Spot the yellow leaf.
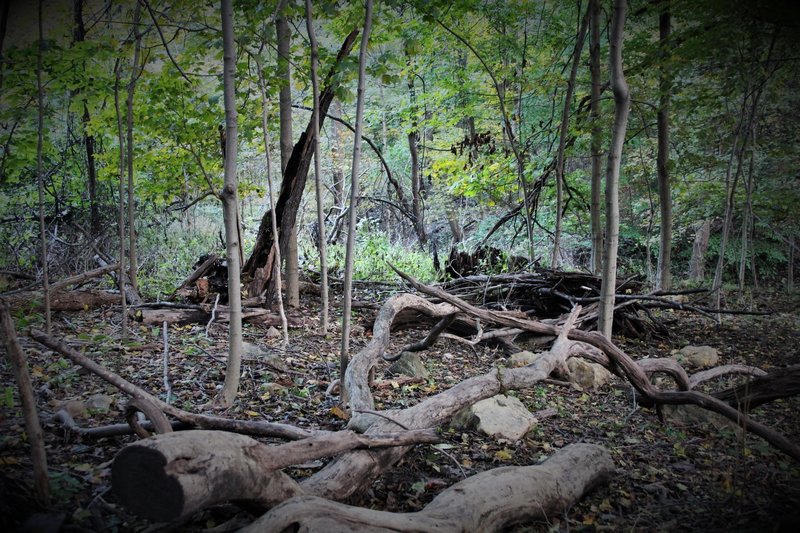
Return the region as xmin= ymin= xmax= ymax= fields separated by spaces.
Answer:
xmin=244 ymin=410 xmax=260 ymax=417
xmin=494 ymin=449 xmax=513 ymax=461
xmin=390 ymin=381 xmax=399 ymax=389
xmin=330 ymin=405 xmax=350 ymax=420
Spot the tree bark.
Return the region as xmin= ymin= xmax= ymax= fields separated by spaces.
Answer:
xmin=126 ymin=2 xmax=142 ymax=291
xmin=72 ymin=0 xmax=101 ymax=235
xmin=276 ymin=7 xmax=300 ymax=309
xmin=689 ymin=219 xmax=711 ymax=281
xmin=656 ymin=1 xmax=672 ymax=291
xmin=243 ymin=444 xmax=613 ymax=533
xmin=1 ymin=302 xmax=50 ymax=505
xmin=258 ymin=76 xmax=289 ymax=347
xmin=552 ymin=6 xmax=589 ymax=269
xmin=589 ymin=0 xmax=603 ymax=276
xmin=598 ymin=0 xmax=630 ymax=338
xmin=114 ymin=61 xmax=127 ymax=339
xmin=341 ymin=2 xmax=373 ymax=399
xmin=306 ymin=0 xmax=329 ymax=333
xmin=36 ymin=0 xmax=51 ymax=334
xmin=217 ymin=0 xmax=243 ymax=408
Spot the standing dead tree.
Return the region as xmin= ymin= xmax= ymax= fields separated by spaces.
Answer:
xmin=243 ymin=30 xmax=358 ymax=298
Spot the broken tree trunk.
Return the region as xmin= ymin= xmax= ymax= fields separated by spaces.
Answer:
xmin=243 ymin=30 xmax=358 ymax=297
xmin=112 ymin=428 xmax=440 ymax=522
xmin=241 ymin=443 xmax=613 ymax=533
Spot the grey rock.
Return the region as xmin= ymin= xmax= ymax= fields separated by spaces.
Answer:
xmin=567 ymin=358 xmax=612 ymax=390
xmin=451 ymin=394 xmax=538 ymax=441
xmin=387 ymin=352 xmax=429 ymax=379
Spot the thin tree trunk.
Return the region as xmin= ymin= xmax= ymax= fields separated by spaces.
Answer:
xmin=36 ymin=0 xmax=51 ymax=334
xmin=789 ymin=235 xmax=795 ymax=292
xmin=406 ymin=57 xmax=427 ymax=247
xmin=341 ymin=0 xmax=373 ymax=402
xmin=0 ymin=303 xmax=50 ymax=504
xmin=598 ymin=0 xmax=630 ymax=338
xmin=589 ymin=0 xmax=603 ymax=276
xmin=739 ymin=116 xmax=757 ymax=290
xmin=276 ymin=9 xmax=299 ymax=309
xmin=0 ymin=0 xmax=9 ymax=91
xmin=306 ymin=0 xmax=329 ymax=333
xmin=114 ymin=62 xmax=127 ymax=340
xmin=217 ymin=0 xmax=243 ymax=408
xmin=552 ymin=6 xmax=589 ymax=269
xmin=259 ymin=80 xmax=289 ymax=348
xmin=656 ymin=1 xmax=672 ymax=290
xmin=689 ymin=219 xmax=711 ymax=282
xmin=73 ymin=0 xmax=101 ymax=235
xmin=126 ymin=2 xmax=142 ymax=291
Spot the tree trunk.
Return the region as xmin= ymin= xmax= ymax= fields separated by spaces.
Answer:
xmin=788 ymin=235 xmax=795 ymax=292
xmin=306 ymin=0 xmax=329 ymax=333
xmin=126 ymin=2 xmax=142 ymax=291
xmin=689 ymin=219 xmax=711 ymax=282
xmin=406 ymin=58 xmax=427 ymax=247
xmin=217 ymin=0 xmax=243 ymax=408
xmin=552 ymin=6 xmax=589 ymax=269
xmin=341 ymin=1 xmax=373 ymax=398
xmin=276 ymin=8 xmax=300 ymax=309
xmin=72 ymin=0 xmax=101 ymax=235
xmin=114 ymin=61 xmax=128 ymax=339
xmin=0 ymin=0 xmax=9 ymax=91
xmin=598 ymin=0 xmax=630 ymax=338
xmin=243 ymin=31 xmax=359 ymax=296
xmin=0 ymin=302 xmax=50 ymax=505
xmin=36 ymin=0 xmax=51 ymax=334
xmin=656 ymin=2 xmax=672 ymax=291
xmin=589 ymin=0 xmax=603 ymax=276
xmin=258 ymin=77 xmax=289 ymax=348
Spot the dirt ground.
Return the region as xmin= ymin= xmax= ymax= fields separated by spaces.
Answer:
xmin=1 ymin=285 xmax=798 ymax=532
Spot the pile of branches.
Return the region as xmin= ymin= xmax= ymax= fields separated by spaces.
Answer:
xmin=438 ymin=268 xmax=718 ymax=338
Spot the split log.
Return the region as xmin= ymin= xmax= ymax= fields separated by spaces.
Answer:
xmin=713 ymin=365 xmax=800 ymax=411
xmin=2 ymin=289 xmax=120 ymax=311
xmin=112 ymin=428 xmax=440 ymax=522
xmin=243 ymin=443 xmax=613 ymax=533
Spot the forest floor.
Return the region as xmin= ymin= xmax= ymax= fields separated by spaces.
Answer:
xmin=1 ymin=282 xmax=799 ymax=532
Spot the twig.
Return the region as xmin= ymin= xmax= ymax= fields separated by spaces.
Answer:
xmin=162 ymin=321 xmax=172 ymax=405
xmin=205 ymin=293 xmax=220 ymax=337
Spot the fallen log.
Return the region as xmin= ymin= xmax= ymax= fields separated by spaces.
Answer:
xmin=3 ymin=289 xmax=120 ymax=311
xmin=132 ymin=304 xmax=305 ymax=326
xmin=713 ymin=365 xmax=800 ymax=411
xmin=242 ymin=443 xmax=613 ymax=533
xmin=112 ymin=428 xmax=441 ymax=522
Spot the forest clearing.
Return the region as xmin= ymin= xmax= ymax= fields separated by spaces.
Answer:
xmin=1 ymin=0 xmax=799 ymax=531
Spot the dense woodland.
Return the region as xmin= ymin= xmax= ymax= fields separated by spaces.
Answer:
xmin=1 ymin=0 xmax=799 ymax=531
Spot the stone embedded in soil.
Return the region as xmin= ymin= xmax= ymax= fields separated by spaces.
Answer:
xmin=387 ymin=352 xmax=429 ymax=379
xmin=451 ymin=394 xmax=538 ymax=441
xmin=671 ymin=345 xmax=719 ymax=369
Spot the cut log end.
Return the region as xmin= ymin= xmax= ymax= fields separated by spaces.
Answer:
xmin=112 ymin=447 xmax=185 ymax=522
